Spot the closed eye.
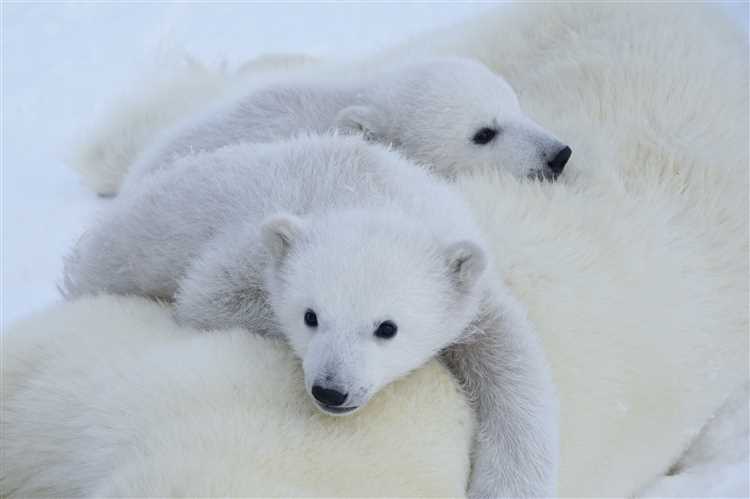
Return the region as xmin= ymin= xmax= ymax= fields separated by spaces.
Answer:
xmin=472 ymin=127 xmax=498 ymax=145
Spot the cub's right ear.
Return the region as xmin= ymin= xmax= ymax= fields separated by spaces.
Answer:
xmin=444 ymin=240 xmax=487 ymax=293
xmin=335 ymin=105 xmax=385 ymax=141
xmin=261 ymin=213 xmax=306 ymax=264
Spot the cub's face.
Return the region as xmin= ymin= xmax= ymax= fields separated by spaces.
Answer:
xmin=337 ymin=58 xmax=571 ymax=180
xmin=261 ymin=212 xmax=486 ymax=416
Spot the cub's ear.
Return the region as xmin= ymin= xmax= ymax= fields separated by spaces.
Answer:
xmin=335 ymin=105 xmax=385 ymax=142
xmin=261 ymin=213 xmax=306 ymax=264
xmin=444 ymin=240 xmax=487 ymax=292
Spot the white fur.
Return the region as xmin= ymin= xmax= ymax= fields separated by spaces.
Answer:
xmin=1 ymin=295 xmax=474 ymax=497
xmin=637 ymin=382 xmax=749 ymax=497
xmin=40 ymin=1 xmax=750 ymax=496
xmin=63 ymin=135 xmax=559 ymax=498
xmin=71 ymin=57 xmax=569 ymax=196
xmin=432 ymin=3 xmax=748 ymax=496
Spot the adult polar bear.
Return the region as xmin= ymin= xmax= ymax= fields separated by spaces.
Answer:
xmin=65 ymin=1 xmax=748 ymax=496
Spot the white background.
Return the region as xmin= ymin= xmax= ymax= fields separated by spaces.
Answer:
xmin=2 ymin=2 xmax=748 ymax=328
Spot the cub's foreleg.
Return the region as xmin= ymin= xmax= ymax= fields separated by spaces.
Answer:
xmin=442 ymin=285 xmax=559 ymax=498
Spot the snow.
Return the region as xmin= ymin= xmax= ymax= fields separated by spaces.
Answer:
xmin=1 ymin=2 xmax=747 ymax=329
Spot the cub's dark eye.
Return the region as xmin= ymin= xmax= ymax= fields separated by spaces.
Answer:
xmin=374 ymin=320 xmax=398 ymax=340
xmin=304 ymin=309 xmax=318 ymax=328
xmin=472 ymin=127 xmax=498 ymax=145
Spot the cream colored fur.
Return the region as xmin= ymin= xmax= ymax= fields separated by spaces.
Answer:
xmin=45 ymin=2 xmax=750 ymax=496
xmin=436 ymin=4 xmax=748 ymax=495
xmin=1 ymin=296 xmax=473 ymax=497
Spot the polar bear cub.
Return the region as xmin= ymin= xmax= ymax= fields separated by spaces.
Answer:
xmin=121 ymin=57 xmax=571 ymax=192
xmin=64 ymin=135 xmax=558 ymax=498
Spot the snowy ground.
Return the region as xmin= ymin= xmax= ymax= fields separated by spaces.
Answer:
xmin=1 ymin=2 xmax=748 ymax=328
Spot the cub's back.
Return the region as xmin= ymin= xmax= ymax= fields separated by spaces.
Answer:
xmin=64 ymin=135 xmax=484 ymax=299
xmin=127 ymin=134 xmax=484 ymax=248
xmin=126 ymin=83 xmax=352 ymax=186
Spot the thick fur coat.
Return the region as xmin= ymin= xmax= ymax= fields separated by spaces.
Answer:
xmin=1 ymin=296 xmax=474 ymax=497
xmin=9 ymin=2 xmax=749 ymax=497
xmin=62 ymin=135 xmax=559 ymax=498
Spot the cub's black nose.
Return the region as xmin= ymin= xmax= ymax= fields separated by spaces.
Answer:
xmin=312 ymin=385 xmax=348 ymax=407
xmin=547 ymin=146 xmax=572 ymax=175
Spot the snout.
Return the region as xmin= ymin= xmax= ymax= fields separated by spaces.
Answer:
xmin=311 ymin=384 xmax=358 ymax=415
xmin=547 ymin=146 xmax=572 ymax=178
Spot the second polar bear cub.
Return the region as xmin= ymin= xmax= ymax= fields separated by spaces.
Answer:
xmin=123 ymin=57 xmax=571 ymax=190
xmin=64 ymin=135 xmax=558 ymax=498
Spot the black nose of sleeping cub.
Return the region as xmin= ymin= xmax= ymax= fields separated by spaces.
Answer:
xmin=547 ymin=146 xmax=572 ymax=177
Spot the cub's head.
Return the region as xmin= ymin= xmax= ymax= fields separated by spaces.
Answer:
xmin=336 ymin=58 xmax=571 ymax=181
xmin=261 ymin=210 xmax=486 ymax=416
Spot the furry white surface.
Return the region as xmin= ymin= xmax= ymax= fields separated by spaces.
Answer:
xmin=1 ymin=295 xmax=474 ymax=497
xmin=51 ymin=2 xmax=750 ymax=497
xmin=438 ymin=5 xmax=748 ymax=496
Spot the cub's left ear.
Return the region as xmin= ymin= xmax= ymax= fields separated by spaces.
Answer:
xmin=335 ymin=105 xmax=385 ymax=142
xmin=261 ymin=213 xmax=306 ymax=265
xmin=444 ymin=240 xmax=487 ymax=292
